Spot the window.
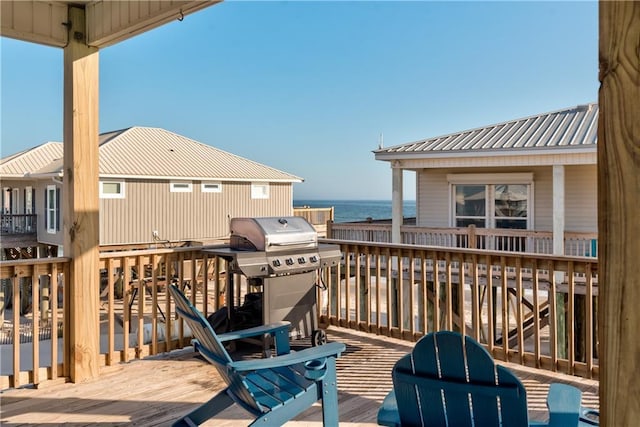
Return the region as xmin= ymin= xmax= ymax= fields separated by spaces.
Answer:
xmin=170 ymin=181 xmax=193 ymax=193
xmin=100 ymin=181 xmax=125 ymax=199
xmin=45 ymin=185 xmax=60 ymax=233
xmin=494 ymin=184 xmax=528 ymax=229
xmin=251 ymin=183 xmax=269 ymax=199
xmin=201 ymin=182 xmax=222 ymax=193
xmin=449 ymin=173 xmax=532 ymax=230
xmin=455 ymin=185 xmax=486 ymax=227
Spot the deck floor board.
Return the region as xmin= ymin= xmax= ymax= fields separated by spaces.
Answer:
xmin=1 ymin=327 xmax=599 ymax=426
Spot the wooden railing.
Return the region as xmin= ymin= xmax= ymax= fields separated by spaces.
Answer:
xmin=0 ymin=257 xmax=70 ymax=388
xmin=0 ymin=214 xmax=37 ymax=235
xmin=317 ymin=239 xmax=599 ymax=379
xmin=0 ymin=240 xmax=599 ymax=389
xmin=328 ymin=223 xmax=598 ymax=257
xmin=0 ymin=247 xmax=230 ymax=389
xmin=293 ymin=206 xmax=334 ymax=237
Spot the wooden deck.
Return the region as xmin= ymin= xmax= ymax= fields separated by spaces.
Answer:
xmin=1 ymin=326 xmax=599 ymax=426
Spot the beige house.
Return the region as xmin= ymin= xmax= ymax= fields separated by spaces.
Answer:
xmin=0 ymin=126 xmax=302 ymax=257
xmin=374 ymin=103 xmax=598 ymax=255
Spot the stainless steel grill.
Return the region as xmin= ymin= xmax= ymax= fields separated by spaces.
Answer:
xmin=205 ymin=216 xmax=341 ymax=344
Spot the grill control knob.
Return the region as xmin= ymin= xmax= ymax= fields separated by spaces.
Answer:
xmin=298 ymin=257 xmax=306 ymax=264
xmin=272 ymin=259 xmax=281 ymax=267
xmin=310 ymin=255 xmax=318 ymax=263
xmin=285 ymin=258 xmax=294 ymax=266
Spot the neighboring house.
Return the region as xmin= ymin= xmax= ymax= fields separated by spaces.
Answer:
xmin=374 ymin=103 xmax=598 ymax=254
xmin=0 ymin=126 xmax=302 ymax=258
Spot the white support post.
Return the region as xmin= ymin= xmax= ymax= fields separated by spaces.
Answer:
xmin=391 ymin=165 xmax=403 ymax=244
xmin=552 ymin=164 xmax=565 ymax=256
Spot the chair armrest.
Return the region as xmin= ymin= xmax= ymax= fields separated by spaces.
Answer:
xmin=579 ymin=407 xmax=599 ymax=426
xmin=228 ymin=342 xmax=346 ymax=372
xmin=377 ymin=390 xmax=401 ymax=427
xmin=218 ymin=321 xmax=291 ymax=355
xmin=546 ymin=383 xmax=582 ymax=427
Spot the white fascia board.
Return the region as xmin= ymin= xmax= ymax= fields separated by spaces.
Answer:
xmin=99 ymin=174 xmax=303 ymax=183
xmin=21 ymin=172 xmax=64 ymax=179
xmin=374 ymin=146 xmax=597 ymax=162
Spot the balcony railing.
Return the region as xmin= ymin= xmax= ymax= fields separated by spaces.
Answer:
xmin=0 ymin=214 xmax=37 ymax=235
xmin=0 ymin=240 xmax=599 ymax=390
xmin=293 ymin=206 xmax=334 ymax=237
xmin=328 ymin=222 xmax=598 ymax=257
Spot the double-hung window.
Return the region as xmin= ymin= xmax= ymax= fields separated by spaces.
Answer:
xmin=450 ymin=173 xmax=532 ymax=230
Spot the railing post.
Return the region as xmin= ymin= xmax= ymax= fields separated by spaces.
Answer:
xmin=468 ymin=224 xmax=477 ymax=249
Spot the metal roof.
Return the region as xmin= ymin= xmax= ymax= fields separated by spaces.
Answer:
xmin=0 ymin=141 xmax=63 ymax=178
xmin=374 ymin=103 xmax=598 ymax=160
xmin=1 ymin=127 xmax=303 ymax=183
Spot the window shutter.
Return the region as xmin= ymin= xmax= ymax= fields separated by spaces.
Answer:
xmin=44 ymin=189 xmax=48 ymax=229
xmin=55 ymin=188 xmax=60 ymax=231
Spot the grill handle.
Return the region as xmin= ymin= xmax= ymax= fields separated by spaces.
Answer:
xmin=270 ymin=240 xmax=316 ymax=247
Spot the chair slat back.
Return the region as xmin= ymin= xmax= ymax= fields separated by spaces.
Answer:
xmin=168 ymin=284 xmax=263 ymax=414
xmin=392 ymin=331 xmax=529 ymax=427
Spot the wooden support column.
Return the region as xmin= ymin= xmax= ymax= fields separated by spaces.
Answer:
xmin=63 ymin=6 xmax=100 ymax=382
xmin=391 ymin=164 xmax=403 ymax=244
xmin=598 ymin=2 xmax=640 ymax=425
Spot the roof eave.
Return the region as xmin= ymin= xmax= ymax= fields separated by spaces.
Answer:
xmin=375 ymin=146 xmax=597 ymax=162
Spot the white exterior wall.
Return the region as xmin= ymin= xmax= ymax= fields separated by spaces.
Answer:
xmin=416 ymin=165 xmax=597 ymax=233
xmin=416 ymin=171 xmax=451 ymax=227
xmin=565 ymin=164 xmax=598 ymax=232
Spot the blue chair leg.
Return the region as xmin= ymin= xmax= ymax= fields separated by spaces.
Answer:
xmin=173 ymin=389 xmax=235 ymax=426
xmin=320 ymin=357 xmax=340 ymax=426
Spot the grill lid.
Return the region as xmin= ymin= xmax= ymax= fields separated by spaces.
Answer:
xmin=230 ymin=216 xmax=318 ymax=252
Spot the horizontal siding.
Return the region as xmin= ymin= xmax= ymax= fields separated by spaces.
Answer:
xmin=417 ymin=171 xmax=450 ymax=227
xmin=565 ymin=165 xmax=597 ymax=232
xmin=533 ymin=168 xmax=553 ymax=231
xmin=416 ymin=166 xmax=597 ymax=234
xmin=100 ymin=180 xmax=292 ymax=245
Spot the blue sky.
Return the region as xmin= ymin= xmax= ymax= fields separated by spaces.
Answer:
xmin=1 ymin=1 xmax=598 ymax=200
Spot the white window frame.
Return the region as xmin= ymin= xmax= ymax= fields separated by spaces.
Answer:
xmin=25 ymin=186 xmax=33 ymax=214
xmin=46 ymin=185 xmax=57 ymax=234
xmin=201 ymin=181 xmax=222 ymax=193
xmin=251 ymin=183 xmax=269 ymax=199
xmin=170 ymin=181 xmax=193 ymax=193
xmin=447 ymin=173 xmax=534 ymax=229
xmin=99 ymin=181 xmax=126 ymax=199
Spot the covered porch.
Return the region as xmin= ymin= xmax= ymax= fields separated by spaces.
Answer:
xmin=0 ymin=1 xmax=638 ymax=425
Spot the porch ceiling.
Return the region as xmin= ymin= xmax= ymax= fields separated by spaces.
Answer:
xmin=0 ymin=0 xmax=220 ymax=49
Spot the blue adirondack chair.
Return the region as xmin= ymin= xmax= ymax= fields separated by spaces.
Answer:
xmin=377 ymin=331 xmax=599 ymax=427
xmin=168 ymin=284 xmax=346 ymax=426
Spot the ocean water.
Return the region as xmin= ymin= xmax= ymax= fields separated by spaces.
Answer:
xmin=294 ymin=199 xmax=416 ymax=223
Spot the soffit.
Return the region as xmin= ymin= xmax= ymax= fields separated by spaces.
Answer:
xmin=1 ymin=0 xmax=220 ymax=48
